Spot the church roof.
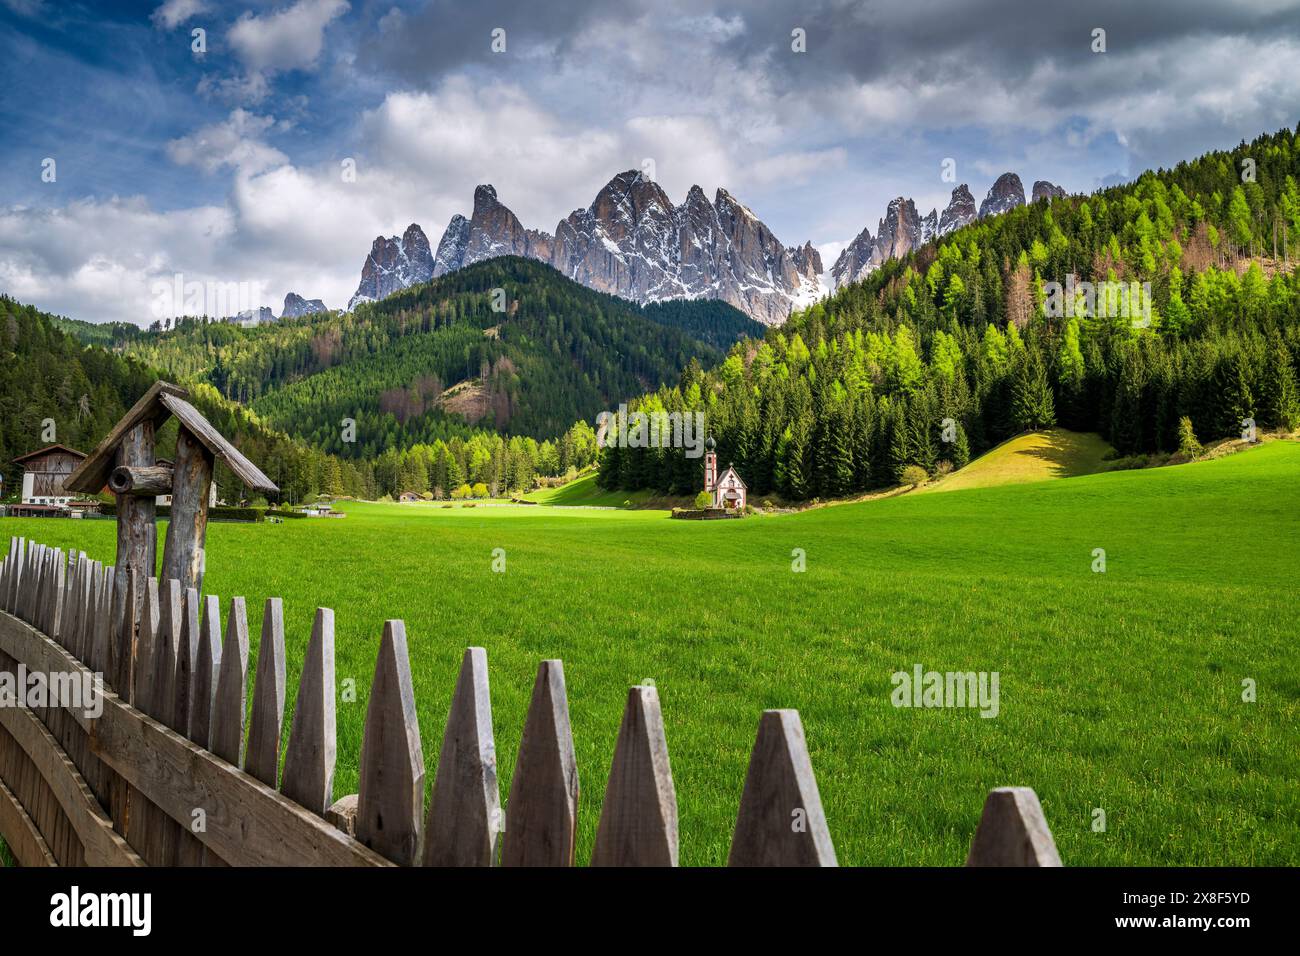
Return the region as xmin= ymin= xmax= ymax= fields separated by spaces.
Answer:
xmin=717 ymin=463 xmax=747 ymax=490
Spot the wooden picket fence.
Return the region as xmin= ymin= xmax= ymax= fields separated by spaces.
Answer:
xmin=0 ymin=535 xmax=1063 ymax=867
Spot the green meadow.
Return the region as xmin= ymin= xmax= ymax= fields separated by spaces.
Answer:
xmin=3 ymin=441 xmax=1298 ymax=866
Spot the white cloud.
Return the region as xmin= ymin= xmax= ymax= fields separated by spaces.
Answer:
xmin=150 ymin=0 xmax=209 ymax=30
xmin=227 ymin=0 xmax=350 ymax=73
xmin=166 ymin=109 xmax=289 ymax=175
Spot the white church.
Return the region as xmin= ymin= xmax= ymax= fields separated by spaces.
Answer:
xmin=703 ymin=437 xmax=747 ymax=510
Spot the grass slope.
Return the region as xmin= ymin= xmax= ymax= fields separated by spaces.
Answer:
xmin=923 ymin=428 xmax=1114 ymax=494
xmin=4 ymin=442 xmax=1297 ymax=865
xmin=521 ymin=473 xmax=655 ymax=507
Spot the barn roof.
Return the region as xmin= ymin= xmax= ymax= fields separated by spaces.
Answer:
xmin=64 ymin=380 xmax=278 ymax=495
xmin=12 ymin=443 xmax=88 ymax=466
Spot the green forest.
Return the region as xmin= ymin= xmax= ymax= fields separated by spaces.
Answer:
xmin=103 ymin=258 xmax=740 ymax=450
xmin=598 ymin=126 xmax=1300 ymax=499
xmin=13 ymin=126 xmax=1300 ymax=508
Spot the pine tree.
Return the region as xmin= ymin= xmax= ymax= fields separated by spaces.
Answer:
xmin=1010 ymin=349 xmax=1057 ymax=432
xmin=1259 ymin=333 xmax=1300 ymax=431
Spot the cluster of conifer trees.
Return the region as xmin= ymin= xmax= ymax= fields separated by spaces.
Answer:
xmin=598 ymin=127 xmax=1300 ymax=501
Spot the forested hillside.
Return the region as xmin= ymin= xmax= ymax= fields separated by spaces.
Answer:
xmin=1 ymin=296 xmax=604 ymax=504
xmin=102 ymin=258 xmax=735 ymax=451
xmin=599 ymin=126 xmax=1300 ymax=499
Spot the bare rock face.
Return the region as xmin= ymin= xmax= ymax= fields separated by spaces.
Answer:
xmin=1031 ymin=180 xmax=1067 ymax=203
xmin=979 ymin=173 xmax=1026 ymax=218
xmin=417 ymin=170 xmax=825 ymax=325
xmin=830 ymin=225 xmax=876 ymax=290
xmin=790 ymin=241 xmax=823 ymax=282
xmin=869 ymin=197 xmax=924 ymax=270
xmin=347 ymin=223 xmax=434 ymax=310
xmin=280 ymin=292 xmax=327 ymax=319
xmin=938 ymin=184 xmax=977 ymax=236
xmin=232 ymin=306 xmax=275 ymax=326
xmin=432 ymin=214 xmax=470 ymax=278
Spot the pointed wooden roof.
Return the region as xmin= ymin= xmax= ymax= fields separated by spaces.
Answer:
xmin=717 ymin=463 xmax=747 ymax=490
xmin=12 ymin=443 xmax=87 ymax=465
xmin=64 ymin=380 xmax=278 ymax=495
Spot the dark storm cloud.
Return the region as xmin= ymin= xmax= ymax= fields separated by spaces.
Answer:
xmin=717 ymin=0 xmax=1300 ymax=85
xmin=354 ymin=0 xmax=645 ymax=83
xmin=359 ymin=0 xmax=1300 ymax=91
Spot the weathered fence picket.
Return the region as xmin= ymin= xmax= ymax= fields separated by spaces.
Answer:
xmin=209 ymin=597 xmax=249 ymax=768
xmin=245 ymin=598 xmax=286 ymax=789
xmin=0 ymin=534 xmax=1065 ymax=869
xmin=591 ymin=684 xmax=678 ymax=866
xmin=423 ymin=646 xmax=500 ymax=866
xmin=356 ymin=620 xmax=425 ymax=866
xmin=500 ymin=659 xmax=578 ymax=867
xmin=280 ymin=608 xmax=335 ymax=815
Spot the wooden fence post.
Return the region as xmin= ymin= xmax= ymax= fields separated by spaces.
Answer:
xmin=500 ymin=659 xmax=578 ymax=867
xmin=591 ymin=684 xmax=677 ymax=867
xmin=210 ymin=597 xmax=250 ymax=768
xmin=727 ymin=709 xmax=837 ymax=866
xmin=190 ymin=595 xmax=223 ymax=750
xmin=281 ymin=608 xmax=336 ymax=815
xmin=245 ymin=598 xmax=286 ymax=788
xmin=113 ymin=423 xmax=157 ymax=630
xmin=966 ymin=787 xmax=1062 ymax=867
xmin=423 ymin=646 xmax=500 ymax=866
xmin=160 ymin=425 xmax=214 ymax=594
xmin=356 ymin=620 xmax=425 ymax=866
xmin=133 ymin=578 xmax=161 ymax=716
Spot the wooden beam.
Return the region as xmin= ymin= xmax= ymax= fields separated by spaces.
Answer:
xmin=0 ymin=606 xmax=391 ymax=867
xmin=111 ymin=424 xmax=157 ymax=656
xmin=108 ymin=464 xmax=174 ymax=496
xmin=0 ymin=700 xmax=144 ymax=866
xmin=0 ymin=776 xmax=55 ymax=867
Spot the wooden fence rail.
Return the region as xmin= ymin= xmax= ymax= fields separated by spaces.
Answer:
xmin=0 ymin=535 xmax=1063 ymax=868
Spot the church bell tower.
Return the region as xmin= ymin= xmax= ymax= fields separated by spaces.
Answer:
xmin=704 ymin=435 xmax=717 ymax=493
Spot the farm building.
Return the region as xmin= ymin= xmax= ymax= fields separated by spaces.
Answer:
xmin=13 ymin=444 xmax=86 ymax=506
xmin=398 ymin=491 xmax=422 ymax=503
xmin=703 ymin=437 xmax=747 ymax=510
xmin=9 ymin=444 xmax=104 ymax=516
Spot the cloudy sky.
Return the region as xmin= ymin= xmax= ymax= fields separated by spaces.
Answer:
xmin=2 ymin=0 xmax=1298 ymax=324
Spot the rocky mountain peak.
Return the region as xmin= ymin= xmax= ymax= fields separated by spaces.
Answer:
xmin=346 ymin=223 xmax=434 ymax=311
xmin=978 ymin=173 xmax=1026 ymax=218
xmin=348 ymin=173 xmax=827 ymax=324
xmin=1031 ymin=180 xmax=1067 ymax=203
xmin=281 ymin=292 xmax=327 ymax=319
xmin=938 ymin=184 xmax=977 ymax=236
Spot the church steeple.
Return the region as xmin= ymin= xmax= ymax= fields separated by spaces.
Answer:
xmin=704 ymin=435 xmax=717 ymax=493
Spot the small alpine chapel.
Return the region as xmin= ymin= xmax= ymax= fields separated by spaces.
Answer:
xmin=703 ymin=436 xmax=747 ymax=510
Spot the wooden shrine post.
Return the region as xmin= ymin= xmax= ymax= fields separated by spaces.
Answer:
xmin=64 ymin=381 xmax=278 ymax=603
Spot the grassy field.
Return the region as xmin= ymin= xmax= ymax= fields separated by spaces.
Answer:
xmin=3 ymin=442 xmax=1297 ymax=865
xmin=921 ymin=428 xmax=1114 ymax=494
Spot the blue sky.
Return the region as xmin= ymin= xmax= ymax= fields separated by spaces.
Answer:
xmin=2 ymin=0 xmax=1297 ymax=324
